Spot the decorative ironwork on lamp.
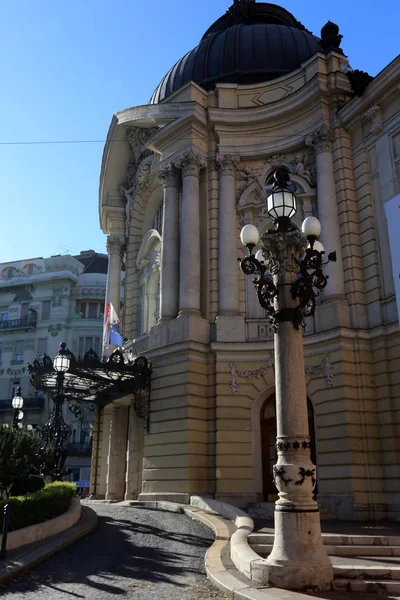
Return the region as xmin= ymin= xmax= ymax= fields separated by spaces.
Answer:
xmin=11 ymin=386 xmax=24 ymax=429
xmin=240 ymin=169 xmax=337 ymax=329
xmin=28 ymin=342 xmax=152 ymax=479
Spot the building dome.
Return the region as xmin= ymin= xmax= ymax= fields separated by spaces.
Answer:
xmin=150 ymin=1 xmax=322 ymax=104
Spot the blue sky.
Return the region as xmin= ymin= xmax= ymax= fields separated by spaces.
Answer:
xmin=0 ymin=0 xmax=399 ymax=263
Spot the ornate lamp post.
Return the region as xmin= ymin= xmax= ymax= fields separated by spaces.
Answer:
xmin=240 ymin=170 xmax=335 ymax=591
xmin=11 ymin=387 xmax=24 ymax=430
xmin=40 ymin=343 xmax=72 ymax=480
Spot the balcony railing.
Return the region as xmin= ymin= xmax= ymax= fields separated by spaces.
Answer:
xmin=0 ymin=316 xmax=37 ymax=331
xmin=0 ymin=397 xmax=44 ymax=411
xmin=67 ymin=442 xmax=92 ymax=456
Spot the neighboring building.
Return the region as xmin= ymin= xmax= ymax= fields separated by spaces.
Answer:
xmin=0 ymin=250 xmax=113 ymax=486
xmin=94 ymin=0 xmax=400 ymax=520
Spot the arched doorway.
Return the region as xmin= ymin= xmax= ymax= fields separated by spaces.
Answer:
xmin=260 ymin=394 xmax=317 ymax=500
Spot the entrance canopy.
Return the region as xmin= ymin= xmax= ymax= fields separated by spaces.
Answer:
xmin=28 ymin=348 xmax=152 ymax=408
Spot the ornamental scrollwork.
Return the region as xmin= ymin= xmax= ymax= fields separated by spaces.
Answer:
xmin=261 ymin=230 xmax=307 ymax=275
xmin=273 ymin=466 xmax=292 ymax=486
xmin=295 ymin=467 xmax=316 ymax=487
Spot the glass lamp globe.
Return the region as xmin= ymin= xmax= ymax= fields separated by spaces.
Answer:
xmin=12 ymin=387 xmax=24 ymax=410
xmin=240 ymin=224 xmax=260 ymax=247
xmin=53 ymin=342 xmax=71 ymax=373
xmin=309 ymin=240 xmax=325 ymax=254
xmin=255 ymin=249 xmax=264 ymax=263
xmin=302 ymin=216 xmax=321 ymax=239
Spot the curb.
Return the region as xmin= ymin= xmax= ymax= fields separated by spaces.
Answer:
xmin=0 ymin=505 xmax=98 ymax=586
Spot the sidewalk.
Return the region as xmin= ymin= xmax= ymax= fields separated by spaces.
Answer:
xmin=0 ymin=504 xmax=97 ymax=587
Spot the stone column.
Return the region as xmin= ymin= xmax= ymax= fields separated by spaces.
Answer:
xmin=216 ymin=154 xmax=240 ymax=315
xmin=306 ymin=125 xmax=345 ymax=300
xmin=175 ymin=150 xmax=206 ymax=315
xmin=259 ymin=230 xmax=333 ymax=591
xmin=105 ymin=235 xmax=124 ymax=312
xmin=124 ymin=401 xmax=144 ymax=500
xmin=159 ymin=165 xmax=180 ymax=321
xmin=105 ymin=404 xmax=129 ymax=501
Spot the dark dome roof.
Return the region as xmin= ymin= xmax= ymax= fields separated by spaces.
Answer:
xmin=150 ymin=2 xmax=321 ymax=104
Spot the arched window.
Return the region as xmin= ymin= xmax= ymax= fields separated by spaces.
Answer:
xmin=136 ymin=230 xmax=161 ymax=335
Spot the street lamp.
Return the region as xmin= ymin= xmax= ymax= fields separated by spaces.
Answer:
xmin=11 ymin=387 xmax=24 ymax=429
xmin=41 ymin=343 xmax=72 ymax=481
xmin=240 ymin=169 xmax=335 ymax=591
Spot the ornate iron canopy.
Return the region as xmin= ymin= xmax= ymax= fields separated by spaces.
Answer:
xmin=28 ymin=347 xmax=152 ymax=409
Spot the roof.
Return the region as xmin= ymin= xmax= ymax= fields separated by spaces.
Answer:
xmin=150 ymin=2 xmax=325 ymax=104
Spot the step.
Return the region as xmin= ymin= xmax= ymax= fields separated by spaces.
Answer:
xmin=248 ymin=543 xmax=400 ymax=557
xmin=248 ymin=532 xmax=400 ymax=547
xmin=333 ymin=578 xmax=400 ymax=594
xmin=333 ymin=565 xmax=400 ymax=581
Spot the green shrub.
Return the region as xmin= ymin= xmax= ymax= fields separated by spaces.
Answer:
xmin=10 ymin=475 xmax=45 ymax=497
xmin=0 ymin=427 xmax=51 ymax=499
xmin=0 ymin=482 xmax=76 ymax=532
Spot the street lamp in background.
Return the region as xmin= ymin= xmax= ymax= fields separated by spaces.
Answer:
xmin=40 ymin=343 xmax=72 ymax=481
xmin=240 ymin=169 xmax=336 ymax=591
xmin=11 ymin=387 xmax=24 ymax=430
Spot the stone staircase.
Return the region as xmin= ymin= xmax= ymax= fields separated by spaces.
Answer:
xmin=248 ymin=531 xmax=400 ymax=595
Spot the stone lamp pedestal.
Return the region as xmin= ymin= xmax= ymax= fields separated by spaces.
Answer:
xmin=260 ymin=229 xmax=333 ymax=591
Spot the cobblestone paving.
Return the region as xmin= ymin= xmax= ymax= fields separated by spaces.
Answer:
xmin=0 ymin=504 xmax=228 ymax=599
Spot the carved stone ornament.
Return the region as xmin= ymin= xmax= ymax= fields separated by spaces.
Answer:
xmin=229 ymin=353 xmax=334 ymax=393
xmin=48 ymin=323 xmax=63 ymax=337
xmin=158 ymin=163 xmax=180 ymax=188
xmin=261 ymin=230 xmax=307 ymax=275
xmin=305 ymin=352 xmax=334 ymax=387
xmin=106 ymin=235 xmax=125 ymax=256
xmin=305 ymin=125 xmax=335 ymax=154
xmin=216 ymin=153 xmax=240 ymax=176
xmin=363 ymin=105 xmax=383 ymax=135
xmin=174 ymin=149 xmax=206 ymax=178
xmin=126 ymin=126 xmax=158 ymax=160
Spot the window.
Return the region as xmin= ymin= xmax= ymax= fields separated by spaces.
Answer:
xmin=1 ymin=309 xmax=8 ymax=322
xmin=37 ymin=338 xmax=47 ymax=359
xmin=41 ymin=300 xmax=51 ymax=320
xmin=88 ymin=303 xmax=98 ymax=319
xmin=2 ymin=267 xmax=17 ymax=280
xmin=77 ymin=302 xmax=102 ymax=319
xmin=21 ymin=303 xmax=30 ymax=318
xmin=152 ymin=203 xmax=163 ymax=234
xmin=78 ymin=336 xmax=101 ymax=358
xmin=24 ymin=263 xmax=37 ymax=276
xmin=15 ymin=341 xmax=24 ymax=361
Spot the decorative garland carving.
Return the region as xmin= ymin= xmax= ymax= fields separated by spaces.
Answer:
xmin=229 ymin=357 xmax=274 ymax=393
xmin=229 ymin=353 xmax=334 ymax=393
xmin=305 ymin=352 xmax=334 ymax=387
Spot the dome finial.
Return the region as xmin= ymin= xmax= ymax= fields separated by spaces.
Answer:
xmin=320 ymin=20 xmax=343 ymax=54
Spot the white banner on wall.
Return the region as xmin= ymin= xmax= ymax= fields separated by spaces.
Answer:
xmin=384 ymin=194 xmax=400 ymax=326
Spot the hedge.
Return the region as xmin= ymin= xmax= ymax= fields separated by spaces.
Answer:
xmin=0 ymin=482 xmax=76 ymax=532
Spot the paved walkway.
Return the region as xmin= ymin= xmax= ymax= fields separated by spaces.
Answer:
xmin=0 ymin=503 xmax=228 ymax=600
xmin=254 ymin=519 xmax=400 ymax=535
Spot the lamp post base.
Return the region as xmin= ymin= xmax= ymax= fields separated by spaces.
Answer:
xmin=264 ymin=510 xmax=333 ymax=591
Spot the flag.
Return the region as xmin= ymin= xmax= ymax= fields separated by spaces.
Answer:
xmin=103 ymin=302 xmax=123 ymax=350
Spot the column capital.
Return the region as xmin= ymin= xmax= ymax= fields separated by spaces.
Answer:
xmin=216 ymin=153 xmax=240 ymax=176
xmin=174 ymin=149 xmax=206 ymax=178
xmin=158 ymin=163 xmax=180 ymax=188
xmin=305 ymin=124 xmax=334 ymax=153
xmin=106 ymin=235 xmax=125 ymax=256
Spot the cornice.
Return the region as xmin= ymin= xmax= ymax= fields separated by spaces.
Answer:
xmin=338 ymin=55 xmax=400 ymax=129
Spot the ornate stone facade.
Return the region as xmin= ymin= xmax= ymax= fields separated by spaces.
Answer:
xmin=96 ymin=4 xmax=400 ymax=522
